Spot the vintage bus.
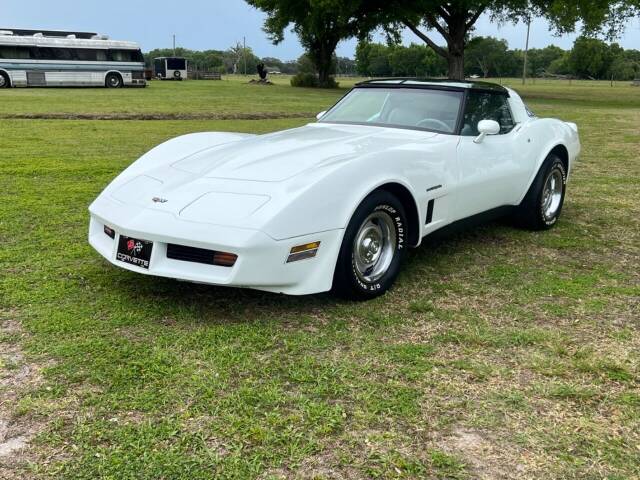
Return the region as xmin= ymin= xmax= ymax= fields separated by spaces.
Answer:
xmin=0 ymin=28 xmax=146 ymax=88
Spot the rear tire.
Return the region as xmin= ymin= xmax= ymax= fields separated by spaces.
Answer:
xmin=105 ymin=73 xmax=123 ymax=88
xmin=515 ymin=153 xmax=567 ymax=230
xmin=333 ymin=190 xmax=407 ymax=300
xmin=0 ymin=72 xmax=10 ymax=88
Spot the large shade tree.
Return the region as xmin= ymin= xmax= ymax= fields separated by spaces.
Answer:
xmin=246 ymin=0 xmax=373 ymax=87
xmin=364 ymin=0 xmax=640 ymax=79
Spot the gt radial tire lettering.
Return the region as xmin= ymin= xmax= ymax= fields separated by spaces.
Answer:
xmin=351 ymin=203 xmax=404 ymax=291
xmin=374 ymin=204 xmax=405 ymax=250
xmin=539 ymin=162 xmax=566 ymax=226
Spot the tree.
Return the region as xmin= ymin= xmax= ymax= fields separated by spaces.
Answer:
xmin=569 ymin=36 xmax=613 ymax=78
xmin=526 ymin=45 xmax=565 ymax=76
xmin=465 ymin=36 xmax=510 ymax=78
xmin=246 ymin=0 xmax=371 ymax=87
xmin=356 ymin=42 xmax=392 ymax=76
xmin=361 ymin=0 xmax=640 ymax=80
xmin=546 ymin=53 xmax=572 ymax=76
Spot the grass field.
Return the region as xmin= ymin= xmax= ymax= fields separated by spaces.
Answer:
xmin=1 ymin=77 xmax=639 ymax=479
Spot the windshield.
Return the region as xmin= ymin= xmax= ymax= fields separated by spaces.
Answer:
xmin=320 ymin=87 xmax=463 ymax=134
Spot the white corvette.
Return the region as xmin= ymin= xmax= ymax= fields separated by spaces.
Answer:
xmin=89 ymin=79 xmax=580 ymax=299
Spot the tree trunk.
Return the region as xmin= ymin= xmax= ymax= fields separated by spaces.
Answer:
xmin=447 ymin=19 xmax=466 ymax=80
xmin=307 ymin=37 xmax=338 ymax=88
xmin=317 ymin=57 xmax=333 ymax=87
xmin=446 ymin=52 xmax=464 ymax=80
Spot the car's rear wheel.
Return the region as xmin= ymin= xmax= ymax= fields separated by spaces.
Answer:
xmin=515 ymin=153 xmax=567 ymax=230
xmin=0 ymin=72 xmax=10 ymax=88
xmin=105 ymin=73 xmax=123 ymax=88
xmin=333 ymin=190 xmax=407 ymax=300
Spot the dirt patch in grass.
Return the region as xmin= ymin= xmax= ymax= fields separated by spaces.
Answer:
xmin=0 ymin=314 xmax=47 ymax=479
xmin=0 ymin=112 xmax=316 ymax=121
xmin=438 ymin=427 xmax=527 ymax=480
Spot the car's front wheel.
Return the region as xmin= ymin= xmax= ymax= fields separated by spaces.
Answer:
xmin=333 ymin=190 xmax=407 ymax=300
xmin=516 ymin=153 xmax=567 ymax=230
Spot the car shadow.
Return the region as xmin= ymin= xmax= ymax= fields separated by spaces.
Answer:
xmin=106 ymin=215 xmax=517 ymax=325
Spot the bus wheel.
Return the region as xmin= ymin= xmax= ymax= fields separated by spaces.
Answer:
xmin=0 ymin=72 xmax=10 ymax=88
xmin=105 ymin=73 xmax=123 ymax=88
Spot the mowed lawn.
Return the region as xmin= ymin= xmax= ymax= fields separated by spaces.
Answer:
xmin=0 ymin=77 xmax=638 ymax=479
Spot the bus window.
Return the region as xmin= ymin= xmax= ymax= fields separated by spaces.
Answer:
xmin=76 ymin=49 xmax=97 ymax=61
xmin=52 ymin=48 xmax=73 ymax=60
xmin=109 ymin=50 xmax=143 ymax=62
xmin=0 ymin=46 xmax=31 ymax=59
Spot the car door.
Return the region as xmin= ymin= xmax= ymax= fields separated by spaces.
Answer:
xmin=454 ymin=91 xmax=531 ymax=221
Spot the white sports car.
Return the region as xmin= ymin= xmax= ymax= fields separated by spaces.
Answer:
xmin=89 ymin=79 xmax=580 ymax=299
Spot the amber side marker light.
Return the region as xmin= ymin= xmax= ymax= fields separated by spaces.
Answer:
xmin=213 ymin=252 xmax=238 ymax=267
xmin=287 ymin=241 xmax=321 ymax=263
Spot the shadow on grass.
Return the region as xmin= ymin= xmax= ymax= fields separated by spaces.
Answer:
xmin=98 ymin=217 xmax=519 ymax=327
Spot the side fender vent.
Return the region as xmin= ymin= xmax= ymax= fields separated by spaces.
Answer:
xmin=426 ymin=199 xmax=435 ymax=225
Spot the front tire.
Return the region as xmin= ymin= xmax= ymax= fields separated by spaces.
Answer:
xmin=516 ymin=154 xmax=567 ymax=230
xmin=105 ymin=73 xmax=123 ymax=88
xmin=333 ymin=190 xmax=407 ymax=300
xmin=0 ymin=72 xmax=10 ymax=88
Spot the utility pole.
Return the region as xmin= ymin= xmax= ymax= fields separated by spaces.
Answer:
xmin=173 ymin=34 xmax=176 ymax=56
xmin=243 ymin=36 xmax=247 ymax=76
xmin=522 ymin=16 xmax=531 ymax=85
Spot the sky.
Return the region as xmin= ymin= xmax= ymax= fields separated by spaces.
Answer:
xmin=3 ymin=0 xmax=640 ymax=59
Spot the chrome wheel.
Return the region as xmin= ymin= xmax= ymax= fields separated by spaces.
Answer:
xmin=0 ymin=75 xmax=7 ymax=88
xmin=541 ymin=168 xmax=564 ymax=221
xmin=353 ymin=211 xmax=397 ymax=283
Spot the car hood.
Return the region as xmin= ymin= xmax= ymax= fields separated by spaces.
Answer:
xmin=169 ymin=123 xmax=436 ymax=182
xmin=104 ymin=123 xmax=438 ymax=229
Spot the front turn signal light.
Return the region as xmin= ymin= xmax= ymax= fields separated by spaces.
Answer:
xmin=287 ymin=241 xmax=320 ymax=263
xmin=213 ymin=252 xmax=238 ymax=267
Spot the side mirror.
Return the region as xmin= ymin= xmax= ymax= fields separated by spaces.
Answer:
xmin=473 ymin=119 xmax=500 ymax=144
xmin=316 ymin=111 xmax=327 ymax=120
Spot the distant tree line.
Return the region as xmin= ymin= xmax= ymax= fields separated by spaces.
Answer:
xmin=143 ymin=45 xmax=357 ymax=76
xmin=356 ymin=36 xmax=640 ymax=81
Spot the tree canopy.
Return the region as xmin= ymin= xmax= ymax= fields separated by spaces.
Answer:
xmin=361 ymin=0 xmax=640 ymax=79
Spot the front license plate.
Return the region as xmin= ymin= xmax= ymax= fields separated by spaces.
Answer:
xmin=116 ymin=235 xmax=153 ymax=269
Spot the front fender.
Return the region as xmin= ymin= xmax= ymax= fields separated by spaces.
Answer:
xmin=261 ymin=151 xmax=423 ymax=241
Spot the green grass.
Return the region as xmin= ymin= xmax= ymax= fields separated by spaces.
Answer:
xmin=1 ymin=78 xmax=639 ymax=479
xmin=0 ymin=75 xmax=344 ymax=117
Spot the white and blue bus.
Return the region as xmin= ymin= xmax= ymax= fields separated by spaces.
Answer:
xmin=0 ymin=28 xmax=146 ymax=88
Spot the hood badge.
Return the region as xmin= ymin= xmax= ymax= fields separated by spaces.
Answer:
xmin=152 ymin=197 xmax=168 ymax=204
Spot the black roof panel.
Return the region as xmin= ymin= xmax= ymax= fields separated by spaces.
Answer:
xmin=355 ymin=78 xmax=508 ymax=94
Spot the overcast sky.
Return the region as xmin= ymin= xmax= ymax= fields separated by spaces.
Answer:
xmin=3 ymin=0 xmax=640 ymax=59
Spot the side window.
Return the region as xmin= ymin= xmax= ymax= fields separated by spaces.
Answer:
xmin=51 ymin=48 xmax=73 ymax=60
xmin=76 ymin=49 xmax=98 ymax=61
xmin=109 ymin=50 xmax=126 ymax=62
xmin=461 ymin=91 xmax=515 ymax=136
xmin=0 ymin=46 xmax=32 ymax=59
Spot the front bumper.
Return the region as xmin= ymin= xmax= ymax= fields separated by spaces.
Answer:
xmin=88 ymin=196 xmax=343 ymax=295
